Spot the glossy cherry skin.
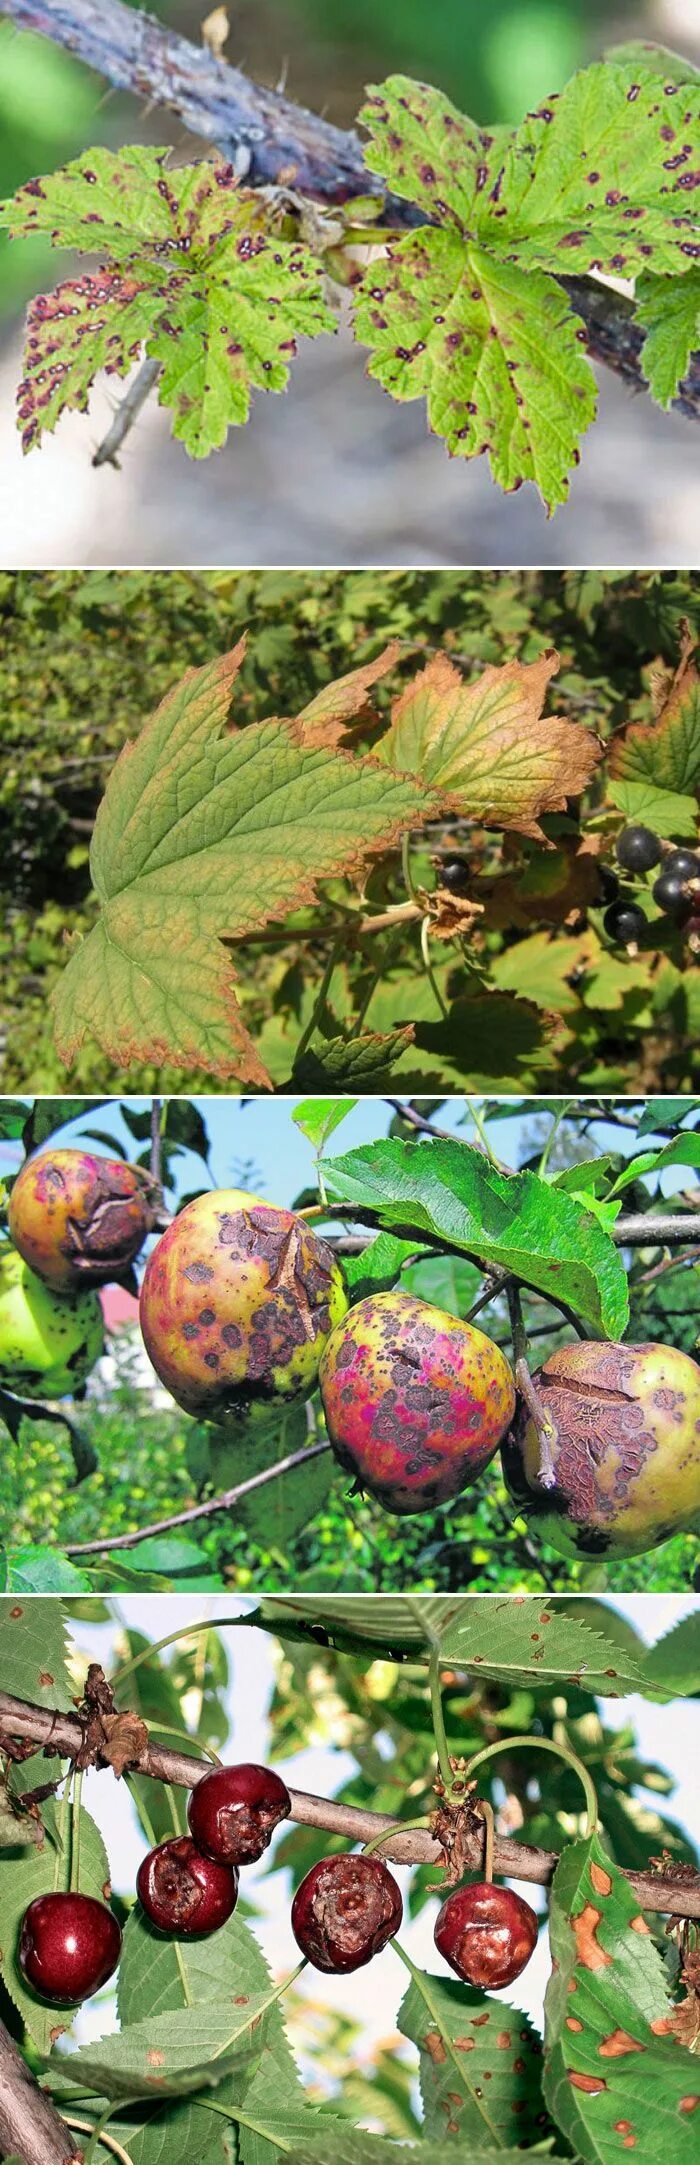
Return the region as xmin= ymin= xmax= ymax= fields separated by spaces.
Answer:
xmin=188 ymin=1762 xmax=291 ymax=1866
xmin=18 ymin=1892 xmax=122 ymax=2005
xmin=136 ymin=1835 xmax=238 ymax=1937
xmin=435 ymin=1881 xmax=538 ymax=1988
xmin=291 ymin=1853 xmax=403 ymax=1974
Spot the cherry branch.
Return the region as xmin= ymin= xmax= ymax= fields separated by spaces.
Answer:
xmin=1 ymin=0 xmax=698 ymax=420
xmin=0 ymin=2015 xmax=79 ymax=2164
xmin=2 ymin=1689 xmax=699 ymax=1917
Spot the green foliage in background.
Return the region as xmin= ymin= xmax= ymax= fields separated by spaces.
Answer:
xmin=2 ymin=567 xmax=699 ymax=1095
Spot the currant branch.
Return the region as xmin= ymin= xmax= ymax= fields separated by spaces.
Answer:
xmin=2 ymin=0 xmax=698 ymax=419
xmin=1 ymin=1689 xmax=699 ymax=1917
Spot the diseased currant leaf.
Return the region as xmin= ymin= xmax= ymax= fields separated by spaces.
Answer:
xmin=609 ymin=636 xmax=700 ymax=794
xmin=358 ymin=62 xmax=700 ymax=507
xmin=605 ymin=41 xmax=700 ymax=89
xmin=545 ymin=1831 xmax=699 ymax=2165
xmin=297 ymin=643 xmax=402 ymax=743
xmin=489 ymin=63 xmax=700 ymax=280
xmin=322 ymin=1136 xmax=630 ymax=1336
xmin=2 ymin=147 xmax=335 ymax=458
xmin=50 ymin=645 xmax=429 ymax=1085
xmin=377 ymin=649 xmax=599 ymax=839
xmin=636 ymin=268 xmax=700 ymax=406
xmin=355 ymin=229 xmax=597 ymax=513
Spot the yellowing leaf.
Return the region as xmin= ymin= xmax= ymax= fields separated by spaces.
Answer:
xmin=297 ymin=642 xmax=403 ymax=744
xmin=51 ymin=645 xmax=429 ymax=1084
xmin=377 ymin=647 xmax=599 ymax=839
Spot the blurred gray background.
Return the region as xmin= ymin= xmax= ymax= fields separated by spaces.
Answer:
xmin=0 ymin=0 xmax=698 ymax=568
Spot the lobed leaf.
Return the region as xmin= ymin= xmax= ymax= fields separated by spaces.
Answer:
xmin=3 ymin=147 xmax=335 ymax=458
xmin=50 ymin=645 xmax=428 ymax=1084
xmin=607 ymin=776 xmax=700 ymax=838
xmin=378 ymin=648 xmax=599 ymax=839
xmin=609 ymin=635 xmax=700 ymax=794
xmin=636 ymin=267 xmax=700 ymax=407
xmin=355 ymin=231 xmax=597 ymax=514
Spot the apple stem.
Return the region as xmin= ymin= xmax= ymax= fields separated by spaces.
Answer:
xmin=514 ymin=1356 xmax=559 ymax=1491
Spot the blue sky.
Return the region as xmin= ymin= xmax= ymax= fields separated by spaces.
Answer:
xmin=3 ymin=1095 xmax=699 ymax=1210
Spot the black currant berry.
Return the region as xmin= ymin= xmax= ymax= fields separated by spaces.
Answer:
xmin=662 ymin=849 xmax=700 ymax=882
xmin=615 ymin=825 xmax=662 ymax=873
xmin=436 ymin=856 xmax=470 ymax=892
xmin=603 ymin=901 xmax=647 ymax=946
xmin=652 ymin=871 xmax=693 ymax=919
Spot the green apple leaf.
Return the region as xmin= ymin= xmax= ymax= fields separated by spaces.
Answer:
xmin=3 ymin=147 xmax=335 ymax=458
xmin=50 ymin=644 xmax=428 ymax=1085
xmin=323 ymin=1135 xmax=629 ymax=1336
xmin=545 ymin=1831 xmax=698 ymax=2165
xmin=636 ymin=268 xmax=700 ymax=407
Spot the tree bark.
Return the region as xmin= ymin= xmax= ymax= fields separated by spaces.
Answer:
xmin=1 ymin=1689 xmax=699 ymax=1917
xmin=0 ymin=2018 xmax=78 ymax=2165
xmin=1 ymin=0 xmax=698 ymax=419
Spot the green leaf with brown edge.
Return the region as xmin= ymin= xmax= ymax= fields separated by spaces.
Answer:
xmin=545 ymin=1829 xmax=699 ymax=2165
xmin=399 ymin=1968 xmax=548 ymax=2149
xmin=2 ymin=147 xmax=335 ymax=458
xmin=636 ymin=269 xmax=700 ymax=408
xmin=323 ymin=1134 xmax=630 ymax=1335
xmin=376 ymin=650 xmax=599 ymax=841
xmin=292 ymin=1025 xmax=416 ymax=1090
xmin=50 ymin=644 xmax=429 ymax=1085
xmin=609 ymin=639 xmax=700 ymax=794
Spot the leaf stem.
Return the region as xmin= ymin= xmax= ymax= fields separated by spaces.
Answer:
xmin=362 ymin=1815 xmax=430 ymax=1857
xmin=65 ymin=2114 xmax=134 ymax=2165
xmin=429 ymin=1644 xmax=457 ymax=1795
xmin=464 ymin=1735 xmax=598 ymax=1842
xmin=465 ymin=1097 xmax=500 ymax=1168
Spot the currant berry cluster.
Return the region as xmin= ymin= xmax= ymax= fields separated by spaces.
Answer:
xmin=602 ymin=826 xmax=700 ymax=950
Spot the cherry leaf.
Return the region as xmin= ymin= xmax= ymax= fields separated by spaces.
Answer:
xmin=51 ymin=643 xmax=428 ymax=1084
xmin=377 ymin=648 xmax=599 ymax=839
xmin=3 ymin=147 xmax=335 ymax=457
xmin=636 ymin=267 xmax=700 ymax=406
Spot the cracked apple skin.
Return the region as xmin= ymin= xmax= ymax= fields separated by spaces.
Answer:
xmin=139 ymin=1189 xmax=348 ymax=1425
xmin=0 ymin=1245 xmax=104 ymax=1398
xmin=9 ymin=1147 xmax=154 ymax=1292
xmin=502 ymin=1338 xmax=700 ymax=1558
xmin=318 ymin=1290 xmax=516 ymax=1515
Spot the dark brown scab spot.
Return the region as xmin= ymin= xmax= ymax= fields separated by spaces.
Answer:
xmin=183 ymin=1261 xmax=215 ymax=1285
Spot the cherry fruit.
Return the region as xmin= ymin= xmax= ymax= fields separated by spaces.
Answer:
xmin=18 ymin=1892 xmax=122 ymax=2005
xmin=614 ymin=825 xmax=662 ymax=873
xmin=136 ymin=1835 xmax=238 ymax=1937
xmin=188 ymin=1762 xmax=291 ymax=1865
xmin=291 ymin=1853 xmax=403 ymax=1974
xmin=435 ymin=1881 xmax=538 ymax=1989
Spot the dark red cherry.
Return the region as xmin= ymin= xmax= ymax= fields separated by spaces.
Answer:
xmin=291 ymin=1853 xmax=403 ymax=1974
xmin=435 ymin=1881 xmax=538 ymax=1987
xmin=136 ymin=1835 xmax=238 ymax=1937
xmin=18 ymin=1892 xmax=122 ymax=2005
xmin=187 ymin=1762 xmax=291 ymax=1865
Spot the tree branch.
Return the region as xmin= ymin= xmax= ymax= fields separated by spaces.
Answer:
xmin=62 ymin=1438 xmax=331 ymax=1554
xmin=1 ymin=0 xmax=698 ymax=418
xmin=0 ymin=2015 xmax=79 ymax=2165
xmin=1 ymin=1690 xmax=699 ymax=1917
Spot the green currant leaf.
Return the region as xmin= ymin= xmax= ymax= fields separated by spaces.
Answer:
xmin=610 ymin=637 xmax=700 ymax=795
xmin=606 ymin=777 xmax=700 ymax=839
xmin=636 ymin=268 xmax=700 ymax=407
xmin=3 ymin=147 xmax=335 ymax=458
xmin=50 ymin=645 xmax=429 ymax=1085
xmin=545 ymin=1830 xmax=698 ymax=2165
